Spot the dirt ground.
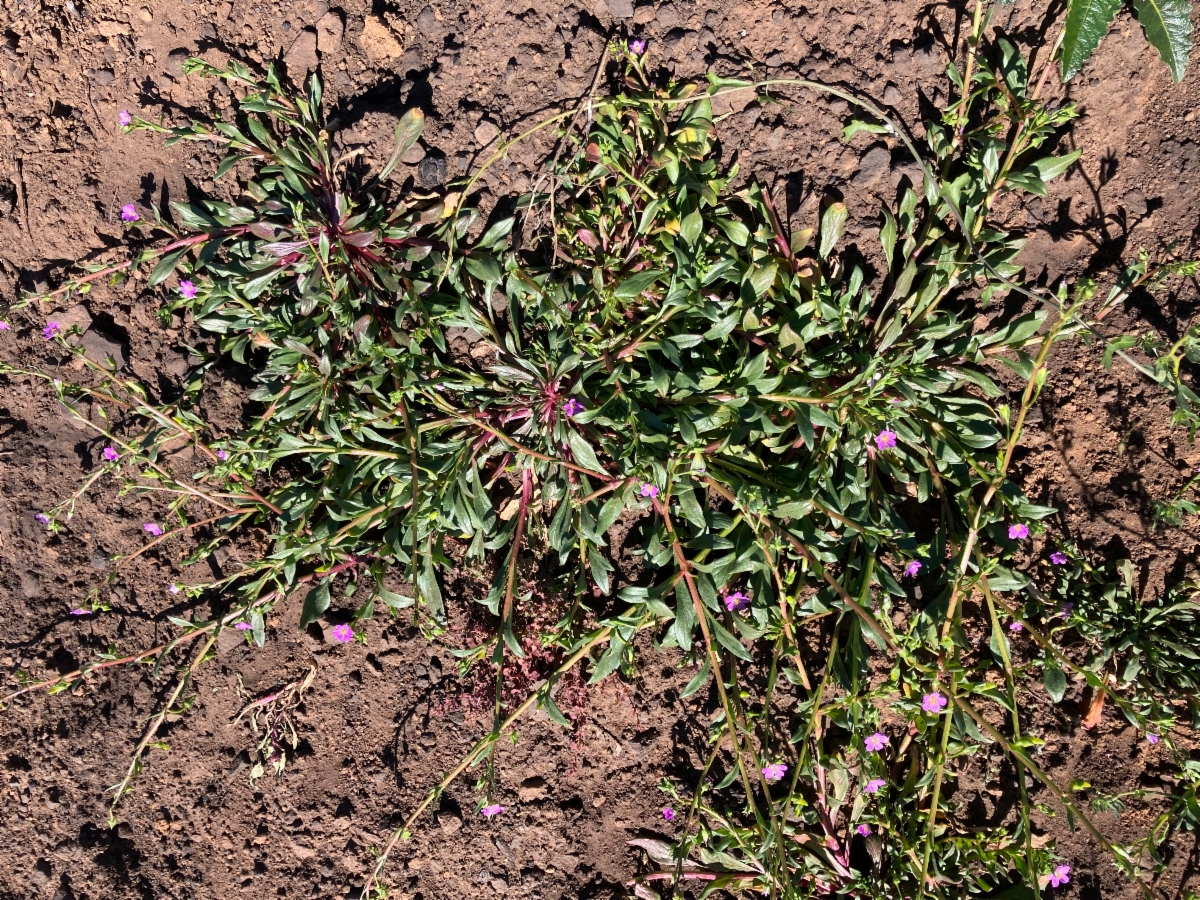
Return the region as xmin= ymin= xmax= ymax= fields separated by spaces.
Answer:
xmin=2 ymin=0 xmax=1200 ymax=898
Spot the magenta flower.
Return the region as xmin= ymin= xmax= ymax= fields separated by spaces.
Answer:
xmin=630 ymin=38 xmax=646 ymax=55
xmin=662 ymin=807 xmax=675 ymax=821
xmin=1147 ymin=733 xmax=1160 ymax=745
xmin=234 ymin=622 xmax=253 ymax=631
xmin=120 ymin=203 xmax=139 ymax=222
xmin=640 ymin=483 xmax=659 ymax=499
xmin=1009 ymin=621 xmax=1023 ymax=632
xmin=0 ymin=321 xmax=9 ymax=331
xmin=102 ymin=446 xmax=120 ymax=462
xmin=1050 ymin=551 xmax=1068 ymax=565
xmin=904 ymin=560 xmax=922 ymax=577
xmin=1008 ymin=523 xmax=1029 ymax=540
xmin=119 ymin=110 xmax=133 ymax=126
xmin=217 ymin=450 xmax=229 ymax=461
xmin=865 ymin=778 xmax=886 ymax=794
xmin=69 ymin=608 xmax=92 ymax=616
xmin=762 ymin=762 xmax=788 ymax=782
xmin=864 ymin=732 xmax=889 ymax=752
xmin=874 ymin=429 xmax=897 ymax=450
xmin=169 ymin=583 xmax=180 ymax=594
xmin=42 ymin=322 xmax=60 ymax=340
xmin=178 ymin=280 xmax=197 ymax=299
xmin=724 ymin=591 xmax=750 ymax=613
xmin=856 ymin=824 xmax=872 ymax=836
xmin=1049 ymin=864 xmax=1070 ymax=888
xmin=563 ymin=398 xmax=584 ymax=417
xmin=330 ymin=623 xmax=355 ymax=643
xmin=922 ymin=692 xmax=948 ymax=714
xmin=143 ymin=523 xmax=163 ymax=536
xmin=481 ymin=804 xmax=504 ymax=817
xmin=35 ymin=513 xmax=50 ymax=525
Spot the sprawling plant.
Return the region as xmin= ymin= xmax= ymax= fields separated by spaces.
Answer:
xmin=3 ymin=10 xmax=1199 ymax=900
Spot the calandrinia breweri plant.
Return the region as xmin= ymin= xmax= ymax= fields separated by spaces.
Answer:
xmin=4 ymin=24 xmax=1200 ymax=900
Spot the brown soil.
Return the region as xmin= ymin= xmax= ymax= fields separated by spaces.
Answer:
xmin=2 ymin=0 xmax=1200 ymax=899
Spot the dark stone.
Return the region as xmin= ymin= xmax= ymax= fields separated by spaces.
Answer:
xmin=417 ymin=155 xmax=447 ymax=188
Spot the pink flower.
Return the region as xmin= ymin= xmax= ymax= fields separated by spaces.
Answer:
xmin=178 ymin=280 xmax=197 ymax=299
xmin=904 ymin=560 xmax=921 ymax=577
xmin=234 ymin=622 xmax=253 ymax=631
xmin=1008 ymin=523 xmax=1029 ymax=540
xmin=69 ymin=608 xmax=92 ymax=616
xmin=864 ymin=732 xmax=889 ymax=752
xmin=102 ymin=446 xmax=120 ymax=462
xmin=1050 ymin=551 xmax=1068 ymax=565
xmin=1147 ymin=733 xmax=1160 ymax=745
xmin=42 ymin=322 xmax=60 ymax=340
xmin=724 ymin=591 xmax=749 ymax=612
xmin=120 ymin=204 xmax=139 ymax=222
xmin=856 ymin=824 xmax=871 ymax=836
xmin=330 ymin=623 xmax=355 ymax=643
xmin=1009 ymin=621 xmax=1023 ymax=632
xmin=874 ymin=429 xmax=897 ymax=450
xmin=217 ymin=450 xmax=229 ymax=461
xmin=630 ymin=38 xmax=646 ymax=55
xmin=865 ymin=778 xmax=886 ymax=794
xmin=0 ymin=321 xmax=9 ymax=331
xmin=922 ymin=692 xmax=948 ymax=714
xmin=563 ymin=398 xmax=584 ymax=417
xmin=640 ymin=483 xmax=659 ymax=499
xmin=1049 ymin=864 xmax=1070 ymax=888
xmin=762 ymin=762 xmax=788 ymax=782
xmin=119 ymin=110 xmax=133 ymax=126
xmin=143 ymin=523 xmax=163 ymax=536
xmin=481 ymin=804 xmax=504 ymax=817
xmin=662 ymin=807 xmax=675 ymax=821
xmin=169 ymin=583 xmax=180 ymax=594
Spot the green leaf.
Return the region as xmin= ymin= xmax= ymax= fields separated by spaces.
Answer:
xmin=614 ymin=269 xmax=665 ymax=299
xmin=1044 ymin=664 xmax=1068 ymax=703
xmin=819 ymin=202 xmax=847 ymax=259
xmin=680 ymin=208 xmax=704 ymax=246
xmin=147 ymin=248 xmax=189 ymax=287
xmin=842 ymin=120 xmax=890 ymax=142
xmin=1132 ymin=0 xmax=1193 ymax=82
xmin=1029 ymin=149 xmax=1082 ymax=183
xmin=1060 ymin=0 xmax=1122 ymax=81
xmin=380 ymin=108 xmax=425 ymax=179
xmin=567 ymin=429 xmax=605 ymax=474
xmin=299 ymin=580 xmax=331 ymax=627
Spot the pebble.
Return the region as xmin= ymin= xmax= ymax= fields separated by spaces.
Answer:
xmin=416 ymin=6 xmax=444 ymax=36
xmin=1124 ymin=189 xmax=1148 ymax=219
xmin=136 ymin=7 xmax=152 ymax=22
xmin=851 ymin=144 xmax=892 ymax=186
xmin=474 ymin=119 xmax=499 ymax=146
xmin=90 ymin=549 xmax=109 ymax=570
xmin=201 ymin=23 xmax=217 ymax=40
xmin=284 ymin=29 xmax=320 ymax=74
xmin=597 ymin=0 xmax=635 ymax=17
xmin=19 ymin=572 xmax=40 ymax=599
xmin=656 ymin=2 xmax=680 ymax=27
xmin=633 ymin=4 xmax=655 ymax=23
xmin=316 ymin=11 xmax=344 ymax=54
xmin=81 ymin=329 xmax=125 ymax=371
xmin=91 ymin=69 xmax=115 ymax=86
xmin=166 ymin=48 xmax=190 ymax=77
xmin=882 ymin=83 xmax=902 ymax=106
xmin=417 ymin=155 xmax=447 ymax=187
xmin=401 ymin=143 xmax=425 ymax=164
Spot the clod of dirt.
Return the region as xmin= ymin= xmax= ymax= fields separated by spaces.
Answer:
xmin=19 ymin=572 xmax=40 ymax=599
xmin=657 ymin=2 xmax=681 ymax=27
xmin=81 ymin=329 xmax=125 ymax=370
xmin=416 ymin=6 xmax=445 ymax=38
xmin=56 ymin=303 xmax=92 ymax=336
xmin=89 ymin=548 xmax=109 ymax=570
xmin=851 ymin=143 xmax=892 ymax=186
xmin=316 ymin=11 xmax=344 ymax=54
xmin=359 ymin=15 xmax=405 ymax=61
xmin=439 ymin=812 xmax=463 ymax=835
xmin=166 ymin=48 xmax=190 ymax=77
xmin=882 ymin=83 xmax=902 ymax=106
xmin=518 ymin=775 xmax=547 ymax=801
xmin=91 ymin=68 xmax=115 ymax=86
xmin=284 ymin=29 xmax=320 ymax=75
xmin=402 ymin=142 xmax=426 ymax=164
xmin=474 ymin=119 xmax=499 ymax=147
xmin=634 ymin=4 xmax=656 ymax=24
xmin=596 ymin=0 xmax=635 ymax=18
xmin=417 ymin=155 xmax=447 ymax=188
xmin=136 ymin=7 xmax=152 ymax=23
xmin=95 ymin=21 xmax=130 ymax=38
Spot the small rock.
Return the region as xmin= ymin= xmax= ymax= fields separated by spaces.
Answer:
xmin=81 ymin=329 xmax=125 ymax=371
xmin=1124 ymin=189 xmax=1148 ymax=219
xmin=91 ymin=68 xmax=115 ymax=86
xmin=491 ymin=878 xmax=508 ymax=894
xmin=57 ymin=303 xmax=93 ymax=335
xmin=136 ymin=7 xmax=152 ymax=23
xmin=439 ymin=813 xmax=463 ymax=835
xmin=474 ymin=119 xmax=499 ymax=147
xmin=360 ymin=15 xmax=405 ymax=61
xmin=166 ymin=48 xmax=190 ymax=77
xmin=851 ymin=144 xmax=892 ymax=186
xmin=217 ymin=1 xmax=233 ymax=20
xmin=656 ymin=2 xmax=679 ymax=27
xmin=200 ymin=23 xmax=217 ymax=40
xmin=216 ymin=626 xmax=244 ymax=656
xmin=597 ymin=0 xmax=635 ymax=17
xmin=19 ymin=572 xmax=40 ymax=599
xmin=96 ymin=20 xmax=130 ymax=37
xmin=316 ymin=11 xmax=344 ymax=53
xmin=401 ymin=143 xmax=425 ymax=164
xmin=284 ymin=29 xmax=319 ymax=74
xmin=549 ymin=853 xmax=580 ymax=874
xmin=882 ymin=83 xmax=902 ymax=106
xmin=633 ymin=4 xmax=655 ymax=23
xmin=90 ymin=548 xmax=109 ymax=570
xmin=417 ymin=155 xmax=447 ymax=188
xmin=416 ymin=6 xmax=443 ymax=36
